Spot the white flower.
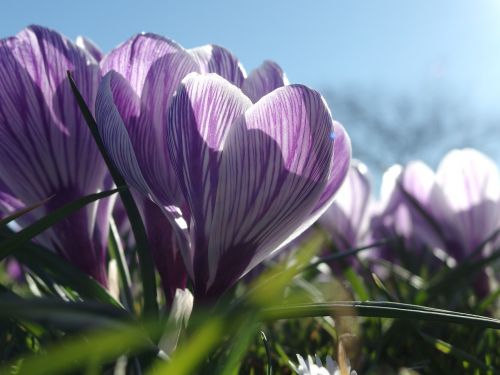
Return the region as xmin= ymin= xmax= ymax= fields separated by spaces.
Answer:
xmin=290 ymin=354 xmax=357 ymax=375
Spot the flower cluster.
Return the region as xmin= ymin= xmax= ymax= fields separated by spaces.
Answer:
xmin=0 ymin=25 xmax=351 ymax=303
xmin=318 ymin=149 xmax=500 ymax=297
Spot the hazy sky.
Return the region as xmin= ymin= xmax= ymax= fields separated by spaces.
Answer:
xmin=2 ymin=0 xmax=500 ymax=114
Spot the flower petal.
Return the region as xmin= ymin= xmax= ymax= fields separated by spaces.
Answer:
xmin=75 ymin=36 xmax=103 ymax=62
xmin=319 ymin=161 xmax=371 ymax=249
xmin=190 ymin=44 xmax=246 ymax=87
xmin=437 ymin=148 xmax=500 ymax=253
xmin=0 ymin=25 xmax=109 ymax=283
xmin=0 ymin=26 xmax=104 ymax=201
xmin=242 ymin=60 xmax=289 ymax=103
xmin=138 ymin=196 xmax=188 ymax=303
xmin=95 ymin=72 xmax=154 ymax=198
xmin=101 ymin=34 xmax=199 ymax=205
xmin=276 ymin=120 xmax=351 ymax=254
xmin=167 ymin=73 xmax=252 ymax=282
xmin=206 ymin=84 xmax=337 ymax=296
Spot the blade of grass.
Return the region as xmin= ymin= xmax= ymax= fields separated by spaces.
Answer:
xmin=68 ymin=72 xmax=158 ymax=318
xmin=0 ymin=297 xmax=131 ymax=331
xmin=419 ymin=331 xmax=497 ymax=374
xmin=425 ymin=249 xmax=500 ymax=298
xmin=260 ymin=301 xmax=500 ymax=330
xmin=148 ymin=318 xmax=223 ymax=375
xmin=0 ymin=319 xmax=162 ymax=375
xmin=304 ymin=239 xmax=392 ymax=271
xmin=261 ymin=331 xmax=273 ymax=375
xmin=0 ymin=195 xmax=54 ymax=227
xmin=10 ymin=240 xmax=121 ymax=307
xmin=0 ymin=189 xmax=119 ymax=260
xmin=108 ymin=219 xmax=134 ymax=312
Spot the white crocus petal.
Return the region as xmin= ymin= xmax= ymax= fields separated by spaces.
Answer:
xmin=158 ymin=288 xmax=194 ymax=358
xmin=291 ymin=354 xmax=354 ymax=375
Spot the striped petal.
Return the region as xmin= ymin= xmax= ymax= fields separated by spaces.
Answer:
xmin=190 ymin=44 xmax=246 ymax=87
xmin=311 ymin=120 xmax=351 ymax=215
xmin=95 ymin=71 xmax=155 ymax=199
xmin=0 ymin=25 xmax=108 ymax=283
xmin=242 ymin=60 xmax=289 ymax=103
xmin=167 ymin=73 xmax=252 ymax=278
xmin=319 ymin=161 xmax=371 ymax=250
xmin=101 ymin=33 xmax=199 ymax=205
xmin=138 ymin=196 xmax=188 ymax=303
xmin=437 ymin=149 xmax=500 ymax=253
xmin=204 ymin=84 xmax=336 ymax=297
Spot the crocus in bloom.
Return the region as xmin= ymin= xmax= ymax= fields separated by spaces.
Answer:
xmin=0 ymin=25 xmax=111 ymax=285
xmin=370 ymin=149 xmax=499 ymax=296
xmin=369 ymin=162 xmax=451 ymax=265
xmin=95 ymin=33 xmax=351 ymax=301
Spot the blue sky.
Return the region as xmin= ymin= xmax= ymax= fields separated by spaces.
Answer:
xmin=2 ymin=0 xmax=500 ymax=174
xmin=2 ymin=0 xmax=500 ymax=111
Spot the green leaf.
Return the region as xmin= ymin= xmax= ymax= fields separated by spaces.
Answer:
xmin=0 ymin=195 xmax=54 ymax=228
xmin=0 ymin=318 xmax=161 ymax=375
xmin=344 ymin=267 xmax=370 ymax=301
xmin=68 ymin=72 xmax=158 ymax=318
xmin=148 ymin=318 xmax=223 ymax=375
xmin=261 ymin=301 xmax=500 ymax=330
xmin=108 ymin=218 xmax=134 ymax=312
xmin=11 ymin=240 xmax=121 ymax=307
xmin=218 ymin=317 xmax=259 ymax=375
xmin=261 ymin=331 xmax=273 ymax=375
xmin=0 ymin=297 xmax=131 ymax=331
xmin=419 ymin=332 xmax=497 ymax=374
xmin=0 ymin=189 xmax=119 ymax=261
xmin=425 ymin=249 xmax=500 ymax=298
xmin=304 ymin=238 xmax=393 ymax=271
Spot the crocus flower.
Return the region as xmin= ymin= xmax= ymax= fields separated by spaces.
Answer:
xmin=370 ymin=149 xmax=499 ymax=296
xmin=319 ymin=161 xmax=372 ymax=251
xmin=95 ymin=34 xmax=351 ymax=301
xmin=436 ymin=149 xmax=500 ymax=259
xmin=369 ymin=162 xmax=450 ymax=265
xmin=98 ymin=33 xmax=199 ymax=300
xmin=0 ymin=25 xmax=111 ymax=285
xmin=435 ymin=149 xmax=500 ymax=297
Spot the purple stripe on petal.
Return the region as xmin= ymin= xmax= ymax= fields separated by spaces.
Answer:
xmin=95 ymin=72 xmax=154 ymax=199
xmin=312 ymin=120 xmax=352 ymax=214
xmin=0 ymin=25 xmax=110 ymax=284
xmin=204 ymin=85 xmax=337 ymax=296
xmin=242 ymin=60 xmax=289 ymax=103
xmin=101 ymin=33 xmax=199 ymax=206
xmin=276 ymin=120 xmax=352 ymax=254
xmin=138 ymin=197 xmax=188 ymax=304
xmin=167 ymin=73 xmax=252 ymax=282
xmin=190 ymin=44 xmax=246 ymax=87
xmin=437 ymin=149 xmax=500 ymax=253
xmin=319 ymin=162 xmax=371 ymax=250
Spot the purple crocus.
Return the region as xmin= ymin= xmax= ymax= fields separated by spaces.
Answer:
xmin=436 ymin=149 xmax=500 ymax=259
xmin=370 ymin=161 xmax=450 ymax=262
xmin=319 ymin=161 xmax=372 ymax=251
xmin=0 ymin=25 xmax=111 ymax=285
xmin=370 ymin=149 xmax=499 ymax=296
xmin=95 ymin=34 xmax=351 ymax=301
xmin=97 ymin=33 xmax=199 ymax=300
